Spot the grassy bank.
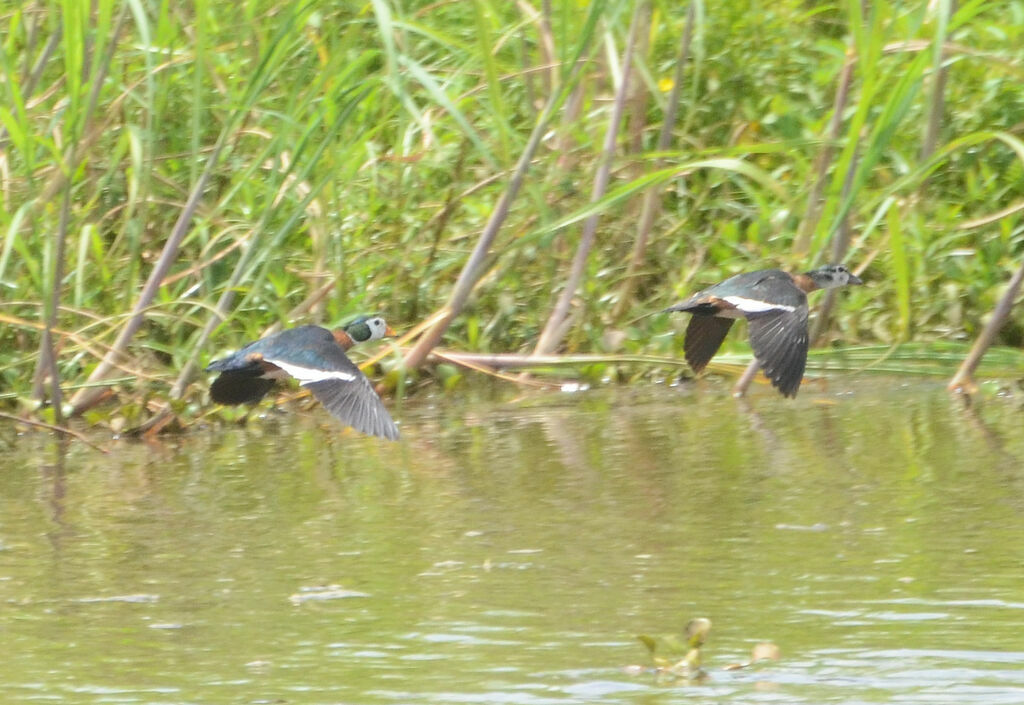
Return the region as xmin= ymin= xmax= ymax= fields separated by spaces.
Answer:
xmin=1 ymin=0 xmax=1023 ymax=427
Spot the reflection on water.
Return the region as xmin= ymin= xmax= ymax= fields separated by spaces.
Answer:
xmin=1 ymin=380 xmax=1023 ymax=704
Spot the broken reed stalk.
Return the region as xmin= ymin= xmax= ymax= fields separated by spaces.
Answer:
xmin=0 ymin=412 xmax=109 ymax=454
xmin=428 ymin=349 xmax=562 ymax=389
xmin=792 ymin=48 xmax=855 ymax=256
xmin=612 ymin=1 xmax=696 ymax=320
xmin=624 ymin=7 xmax=652 ymax=155
xmin=732 ymin=358 xmax=761 ymax=397
xmin=69 ymin=136 xmax=228 ymax=415
xmin=0 ymin=18 xmax=63 ymax=153
xmin=431 ymin=349 xmax=690 ymax=369
xmin=33 ymin=182 xmax=73 ymax=423
xmin=534 ymin=4 xmax=643 ymax=354
xmin=920 ymin=0 xmax=954 ymax=162
xmin=948 ymin=259 xmax=1024 ymax=393
xmin=809 ymin=135 xmax=861 ymax=345
xmin=400 ymin=137 xmax=543 ymax=369
xmin=401 ymin=21 xmax=601 ymax=371
xmin=532 ymin=0 xmax=557 ymax=95
xmin=35 ymin=5 xmax=128 ymax=420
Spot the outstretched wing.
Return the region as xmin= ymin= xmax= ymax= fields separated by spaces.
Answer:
xmin=747 ymin=308 xmax=809 ymax=398
xmin=262 ymin=338 xmax=400 ymax=441
xmin=303 ymin=377 xmax=400 ymax=441
xmin=683 ymin=316 xmax=735 ymax=373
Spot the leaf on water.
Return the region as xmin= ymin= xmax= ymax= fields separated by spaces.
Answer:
xmin=637 ymin=618 xmax=711 ymax=660
xmin=635 ymin=618 xmax=713 ymax=683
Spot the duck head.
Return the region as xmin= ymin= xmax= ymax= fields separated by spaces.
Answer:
xmin=804 ymin=264 xmax=863 ymax=290
xmin=344 ymin=315 xmax=397 ymax=343
xmin=332 ymin=316 xmax=397 ymax=350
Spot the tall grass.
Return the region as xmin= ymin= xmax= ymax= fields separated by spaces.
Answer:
xmin=1 ymin=0 xmax=1022 ymax=424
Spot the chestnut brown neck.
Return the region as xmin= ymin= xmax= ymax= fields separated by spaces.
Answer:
xmin=332 ymin=328 xmax=355 ymax=350
xmin=789 ymin=272 xmax=819 ymax=293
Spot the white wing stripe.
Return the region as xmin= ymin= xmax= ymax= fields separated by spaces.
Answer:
xmin=721 ymin=296 xmax=796 ymax=314
xmin=268 ymin=359 xmax=356 ymax=384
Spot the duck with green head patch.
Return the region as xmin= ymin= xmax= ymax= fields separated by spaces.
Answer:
xmin=206 ymin=316 xmax=400 ymax=440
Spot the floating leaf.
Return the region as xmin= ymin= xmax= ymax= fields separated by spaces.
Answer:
xmin=636 ymin=634 xmax=658 ymax=656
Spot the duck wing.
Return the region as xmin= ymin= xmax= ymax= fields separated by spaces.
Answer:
xmin=256 ymin=330 xmax=399 ymax=441
xmin=747 ymin=307 xmax=809 ymax=398
xmin=683 ymin=316 xmax=735 ymax=373
xmin=207 ymin=336 xmax=288 ymax=406
xmin=209 ymin=372 xmax=276 ymax=405
xmin=303 ymin=376 xmax=400 ymax=441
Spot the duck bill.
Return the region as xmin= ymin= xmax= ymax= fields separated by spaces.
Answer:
xmin=848 ymin=273 xmax=864 ymax=285
xmin=384 ymin=325 xmax=399 ymax=338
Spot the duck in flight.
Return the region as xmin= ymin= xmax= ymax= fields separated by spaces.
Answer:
xmin=206 ymin=316 xmax=400 ymax=440
xmin=664 ymin=265 xmax=863 ymax=397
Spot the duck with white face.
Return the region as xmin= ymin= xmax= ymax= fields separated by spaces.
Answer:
xmin=664 ymin=265 xmax=864 ymax=397
xmin=206 ymin=315 xmax=400 ymax=440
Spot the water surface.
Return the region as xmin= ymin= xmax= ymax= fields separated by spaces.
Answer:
xmin=2 ymin=380 xmax=1023 ymax=703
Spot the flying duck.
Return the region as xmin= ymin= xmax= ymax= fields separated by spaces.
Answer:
xmin=664 ymin=265 xmax=863 ymax=397
xmin=206 ymin=316 xmax=400 ymax=440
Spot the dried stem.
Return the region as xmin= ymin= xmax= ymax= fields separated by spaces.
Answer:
xmin=0 ymin=18 xmax=62 ymax=151
xmin=0 ymin=412 xmax=109 ymax=454
xmin=612 ymin=2 xmax=696 ymax=319
xmin=36 ymin=5 xmax=129 ymax=420
xmin=809 ymin=133 xmax=862 ymax=345
xmin=949 ymin=259 xmax=1024 ymax=393
xmin=920 ymin=0 xmax=955 ymax=162
xmin=401 ymin=33 xmax=597 ymax=371
xmin=69 ymin=136 xmax=229 ymax=414
xmin=732 ymin=358 xmax=761 ymax=398
xmin=792 ymin=49 xmax=855 ymax=256
xmin=534 ymin=5 xmax=642 ymax=354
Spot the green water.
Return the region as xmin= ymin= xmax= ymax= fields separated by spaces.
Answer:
xmin=2 ymin=380 xmax=1023 ymax=704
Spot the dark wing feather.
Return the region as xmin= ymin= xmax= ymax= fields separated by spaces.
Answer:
xmin=210 ymin=372 xmax=276 ymax=405
xmin=207 ymin=346 xmax=277 ymax=406
xmin=303 ymin=377 xmax=400 ymax=440
xmin=683 ymin=316 xmax=735 ymax=373
xmin=747 ymin=308 xmax=809 ymax=398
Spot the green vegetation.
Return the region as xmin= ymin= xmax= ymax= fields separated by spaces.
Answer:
xmin=1 ymin=1 xmax=1023 ymax=428
xmin=633 ymin=617 xmax=713 ymax=683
